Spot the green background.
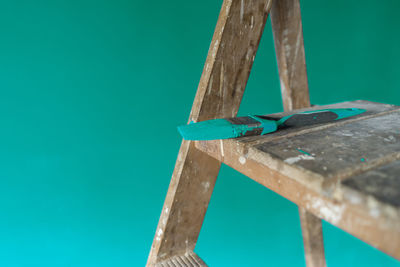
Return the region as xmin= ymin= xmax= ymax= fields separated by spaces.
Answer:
xmin=0 ymin=0 xmax=399 ymax=266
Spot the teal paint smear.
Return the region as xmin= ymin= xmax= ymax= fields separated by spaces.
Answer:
xmin=178 ymin=119 xmax=234 ymax=140
xmin=178 ymin=115 xmax=280 ymax=140
xmin=277 ymin=108 xmax=366 ymax=126
xmin=178 ymin=118 xmax=261 ymax=140
xmin=297 ymin=149 xmax=311 ymax=156
xmin=178 ymin=108 xmax=366 ymax=140
xmin=333 ymin=108 xmax=366 ymax=119
xmin=248 ymin=115 xmax=278 ymax=135
xmin=232 ymin=124 xmax=258 ymax=138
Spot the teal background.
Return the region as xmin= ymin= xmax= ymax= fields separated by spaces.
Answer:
xmin=0 ymin=0 xmax=399 ymax=266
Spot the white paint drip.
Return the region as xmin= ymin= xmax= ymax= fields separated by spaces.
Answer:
xmin=346 ymin=193 xmax=362 ymax=205
xmin=220 ymin=62 xmax=227 ymax=114
xmin=284 ymin=154 xmax=314 ymax=164
xmin=367 ymin=197 xmax=381 ymax=218
xmin=317 ymin=204 xmax=343 ymax=224
xmin=219 ymin=62 xmax=224 ymax=97
xmin=306 ymin=195 xmax=344 ymax=224
xmin=239 ymin=156 xmax=246 ymax=165
xmin=177 ymin=210 xmax=182 ymax=223
xmin=280 ymin=79 xmax=292 ymax=109
xmin=290 ymin=30 xmax=302 ymax=80
xmin=284 ymin=44 xmax=291 ymax=57
xmin=220 ymin=140 xmax=225 ymax=157
xmin=264 ymin=0 xmax=272 ymax=12
xmin=156 ymin=228 xmax=163 ymax=241
xmin=225 ymin=1 xmax=230 ymax=16
xmin=383 ymin=135 xmax=396 ymax=142
xmin=340 ymin=130 xmax=354 ymax=137
xmin=207 ymin=75 xmax=214 ymax=95
xmin=283 ymin=29 xmax=289 ymax=36
xmin=202 ymin=181 xmax=210 ymax=192
xmin=212 ymin=39 xmax=219 ymax=58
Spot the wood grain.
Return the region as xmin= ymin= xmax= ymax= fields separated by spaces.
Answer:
xmin=299 ymin=207 xmax=326 ymax=267
xmin=271 ymin=0 xmax=310 ymax=111
xmin=155 ymin=251 xmax=207 ymax=267
xmin=195 ymin=101 xmax=400 ymax=259
xmin=270 ymin=1 xmax=323 ymax=266
xmin=256 ymin=110 xmax=400 ymax=187
xmin=147 ymin=0 xmax=273 ymax=265
xmin=343 ymin=160 xmax=400 ymax=207
xmin=190 ymin=0 xmax=273 ymax=121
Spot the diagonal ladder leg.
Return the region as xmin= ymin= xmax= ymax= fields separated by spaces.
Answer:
xmin=270 ymin=0 xmax=326 ymax=266
xmin=299 ymin=207 xmax=326 ymax=267
xmin=147 ymin=0 xmax=273 ymax=265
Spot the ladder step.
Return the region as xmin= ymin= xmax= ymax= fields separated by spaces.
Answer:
xmin=155 ymin=251 xmax=207 ymax=267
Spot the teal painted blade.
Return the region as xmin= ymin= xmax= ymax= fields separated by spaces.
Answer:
xmin=276 ymin=107 xmax=366 ymax=127
xmin=177 ymin=116 xmax=277 ymax=141
xmin=177 ymin=108 xmax=366 ymax=141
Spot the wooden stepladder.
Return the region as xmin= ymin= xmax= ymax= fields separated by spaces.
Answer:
xmin=148 ymin=0 xmax=323 ymax=266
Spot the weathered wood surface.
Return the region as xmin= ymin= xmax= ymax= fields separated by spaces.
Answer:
xmin=299 ymin=207 xmax=326 ymax=267
xmin=256 ymin=107 xmax=400 ymax=188
xmin=271 ymin=0 xmax=310 ymax=111
xmin=270 ymin=1 xmax=324 ymax=265
xmin=147 ymin=0 xmax=273 ymax=265
xmin=344 ymin=160 xmax=400 ymax=207
xmin=155 ymin=251 xmax=207 ymax=267
xmin=190 ymin=0 xmax=273 ymax=122
xmin=195 ymin=101 xmax=400 ymax=259
xmin=237 ymin=100 xmax=399 ymax=147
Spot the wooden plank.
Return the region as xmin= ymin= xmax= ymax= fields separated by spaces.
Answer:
xmin=343 ymin=160 xmax=400 ymax=207
xmin=194 ymin=102 xmax=400 ymax=197
xmin=147 ymin=0 xmax=273 ymax=265
xmin=255 ymin=110 xmax=400 ymax=190
xmin=196 ymin=101 xmax=400 ymax=189
xmin=195 ymin=123 xmax=400 ymax=259
xmin=299 ymin=207 xmax=326 ymax=267
xmin=195 ymin=102 xmax=400 ymax=259
xmin=237 ymin=100 xmax=400 ymax=146
xmin=271 ymin=0 xmax=310 ymax=111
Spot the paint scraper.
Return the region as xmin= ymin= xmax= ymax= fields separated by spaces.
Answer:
xmin=177 ymin=108 xmax=365 ymax=140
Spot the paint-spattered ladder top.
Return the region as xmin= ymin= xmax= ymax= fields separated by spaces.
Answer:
xmin=195 ymin=100 xmax=400 ymax=260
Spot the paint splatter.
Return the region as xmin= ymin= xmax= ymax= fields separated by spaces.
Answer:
xmin=297 ymin=148 xmax=311 ymax=156
xmin=284 ymin=154 xmax=315 ymax=164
